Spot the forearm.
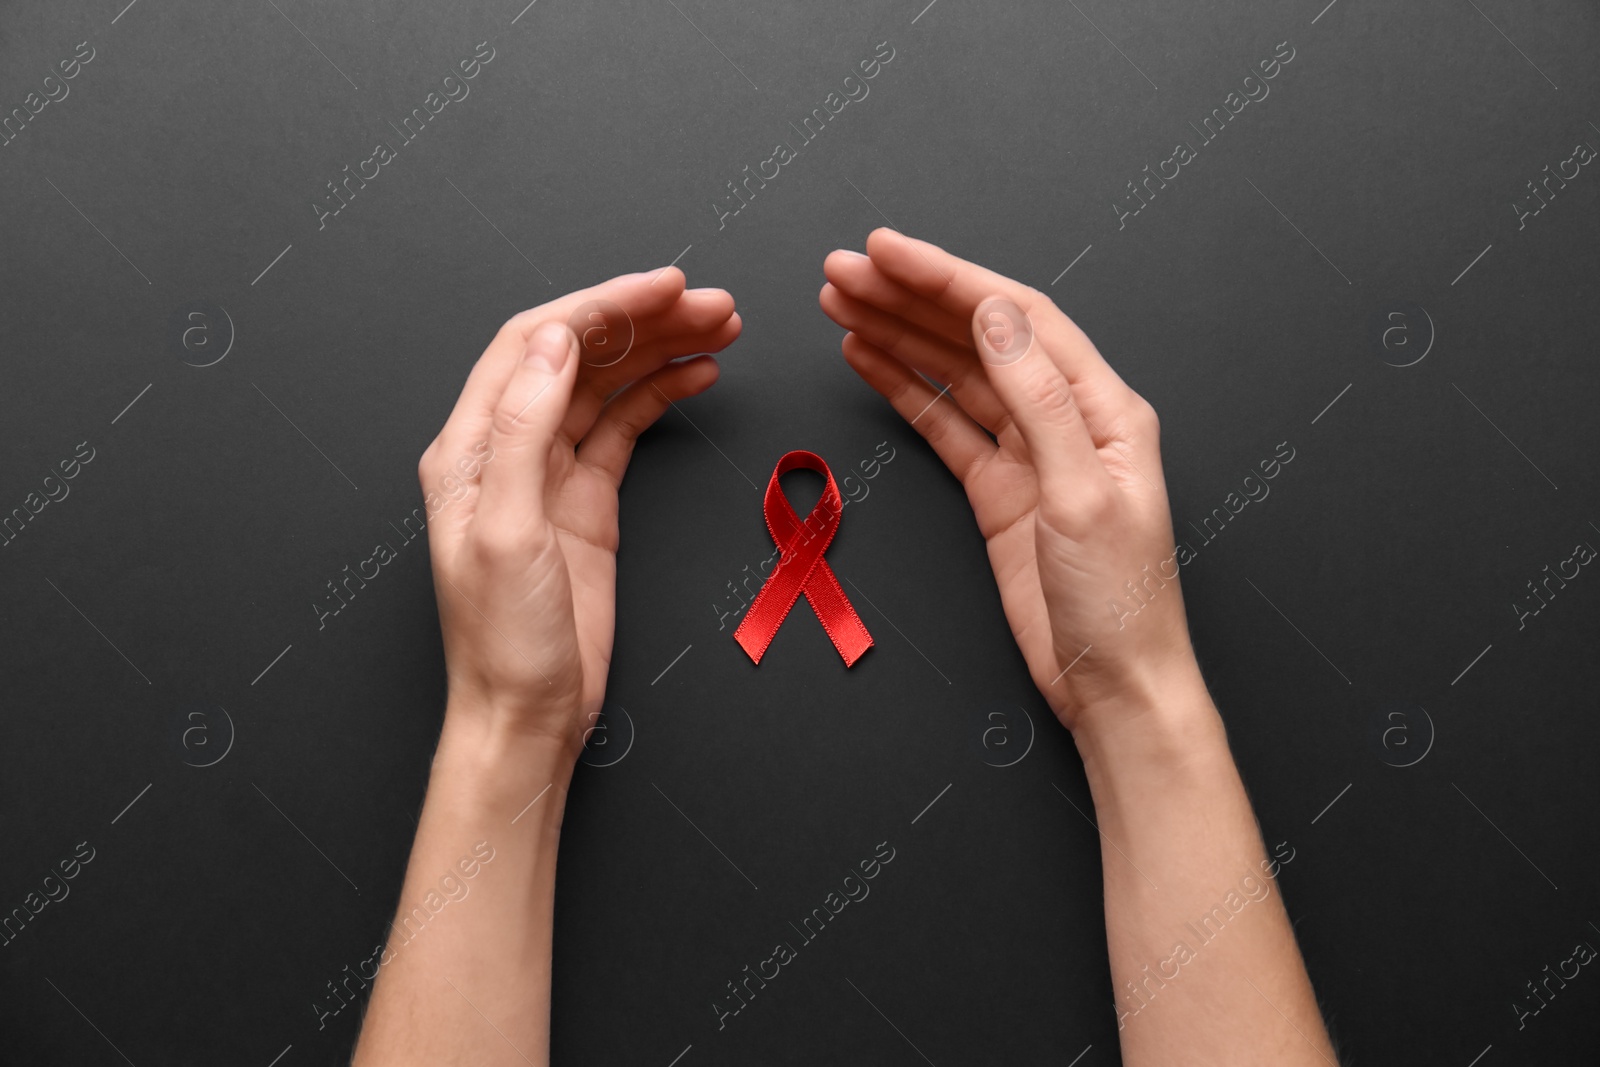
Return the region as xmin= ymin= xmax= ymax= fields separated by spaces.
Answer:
xmin=1073 ymin=663 xmax=1335 ymax=1067
xmin=353 ymin=706 xmax=577 ymax=1067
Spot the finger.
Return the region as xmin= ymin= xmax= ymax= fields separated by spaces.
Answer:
xmin=562 ymin=313 xmax=742 ymax=445
xmin=576 ymin=288 xmax=736 ymax=398
xmin=823 ymin=249 xmax=973 ymax=348
xmin=576 ymin=355 xmax=721 ymax=489
xmin=432 ymin=268 xmax=689 ymax=461
xmin=840 ymin=332 xmax=995 ymax=484
xmin=864 ymin=229 xmax=1136 ymax=412
xmin=477 ymin=321 xmax=580 ymax=528
xmin=828 ymin=245 xmax=1130 ymax=451
xmin=820 ymin=282 xmax=1008 ymax=436
xmin=969 ymin=296 xmax=1113 ymax=509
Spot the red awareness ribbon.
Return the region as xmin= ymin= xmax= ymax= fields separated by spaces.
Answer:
xmin=733 ymin=451 xmax=874 ymax=667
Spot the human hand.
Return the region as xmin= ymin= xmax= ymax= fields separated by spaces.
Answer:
xmin=421 ymin=269 xmax=740 ymax=756
xmin=821 ymin=230 xmax=1204 ymax=736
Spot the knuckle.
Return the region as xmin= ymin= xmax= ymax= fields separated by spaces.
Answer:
xmin=491 ymin=391 xmax=542 ymax=441
xmin=885 ymin=373 xmax=920 ymax=411
xmin=1143 ymin=401 xmax=1162 ymax=440
xmin=1131 ymin=394 xmax=1160 ymax=437
xmin=1082 ymin=482 xmax=1119 ymax=522
xmin=1011 ymin=283 xmax=1053 ymax=319
xmin=920 ymin=403 xmax=954 ymax=444
xmin=864 ymin=310 xmax=902 ymax=351
xmin=876 ymin=314 xmax=909 ymax=355
xmin=881 ymin=284 xmax=915 ymax=314
xmin=490 ymin=403 xmax=523 ymax=440
xmin=1025 ymin=372 xmax=1079 ymax=425
xmin=502 ymin=309 xmax=538 ymax=339
xmin=472 ymin=520 xmax=526 ymax=564
xmin=1036 ymin=492 xmax=1082 ymax=535
xmin=611 ymin=408 xmax=651 ymax=444
xmin=1041 ymin=480 xmax=1115 ymax=534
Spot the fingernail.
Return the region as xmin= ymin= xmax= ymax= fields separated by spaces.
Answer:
xmin=838 ymin=249 xmax=868 ymax=261
xmin=527 ymin=321 xmax=575 ymax=371
xmin=975 ymin=296 xmax=1033 ymax=366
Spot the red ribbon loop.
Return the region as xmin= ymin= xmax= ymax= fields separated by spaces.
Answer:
xmin=733 ymin=451 xmax=874 ymax=667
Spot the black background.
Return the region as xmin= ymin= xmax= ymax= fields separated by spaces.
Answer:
xmin=2 ymin=0 xmax=1598 ymax=1064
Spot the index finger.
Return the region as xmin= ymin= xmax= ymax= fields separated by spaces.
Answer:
xmin=433 ymin=267 xmax=689 ymax=456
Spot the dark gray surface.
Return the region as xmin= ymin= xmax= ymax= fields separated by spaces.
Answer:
xmin=2 ymin=0 xmax=1598 ymax=1063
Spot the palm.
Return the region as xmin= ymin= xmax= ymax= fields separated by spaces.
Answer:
xmin=961 ymin=435 xmax=1057 ymax=694
xmin=545 ymin=448 xmax=624 ymax=715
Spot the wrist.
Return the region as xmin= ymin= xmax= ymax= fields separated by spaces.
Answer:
xmin=1068 ymin=655 xmax=1231 ymax=787
xmin=431 ymin=697 xmax=581 ymax=819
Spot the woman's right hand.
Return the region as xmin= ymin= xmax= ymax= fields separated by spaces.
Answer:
xmin=821 ymin=229 xmax=1208 ymax=739
xmin=422 ymin=268 xmax=740 ymax=757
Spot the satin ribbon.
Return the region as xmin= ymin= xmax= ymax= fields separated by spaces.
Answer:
xmin=734 ymin=451 xmax=874 ymax=667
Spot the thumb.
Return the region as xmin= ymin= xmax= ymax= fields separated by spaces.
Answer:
xmin=971 ymin=295 xmax=1109 ymax=504
xmin=478 ymin=320 xmax=579 ymax=526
